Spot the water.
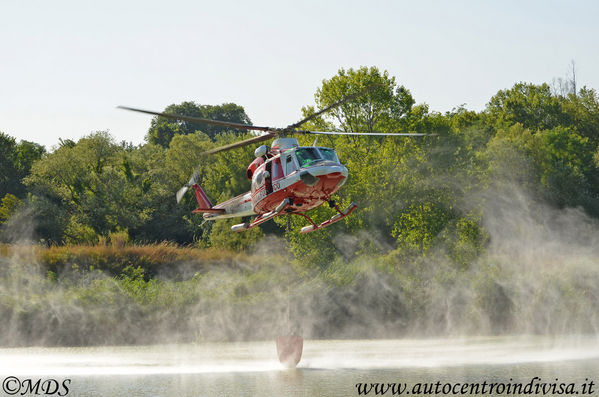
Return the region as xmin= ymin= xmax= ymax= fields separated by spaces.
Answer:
xmin=1 ymin=337 xmax=598 ymax=396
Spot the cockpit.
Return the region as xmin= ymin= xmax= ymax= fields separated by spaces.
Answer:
xmin=250 ymin=145 xmax=347 ymax=203
xmin=248 ymin=146 xmax=342 ymax=185
xmin=292 ymin=147 xmax=340 ymax=169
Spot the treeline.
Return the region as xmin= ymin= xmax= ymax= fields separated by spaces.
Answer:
xmin=1 ymin=66 xmax=599 ymax=267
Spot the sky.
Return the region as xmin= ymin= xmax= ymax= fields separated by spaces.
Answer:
xmin=1 ymin=0 xmax=598 ymax=149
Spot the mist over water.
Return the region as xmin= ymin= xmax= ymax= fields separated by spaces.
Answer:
xmin=1 ymin=337 xmax=599 ymax=376
xmin=1 ymin=184 xmax=599 ymax=347
xmin=2 ymin=337 xmax=599 ymax=397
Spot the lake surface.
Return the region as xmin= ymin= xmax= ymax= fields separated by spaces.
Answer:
xmin=1 ymin=337 xmax=598 ymax=396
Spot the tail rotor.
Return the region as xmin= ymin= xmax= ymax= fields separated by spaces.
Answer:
xmin=176 ymin=168 xmax=202 ymax=203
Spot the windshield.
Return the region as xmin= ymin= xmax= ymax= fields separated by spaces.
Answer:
xmin=295 ymin=148 xmax=322 ymax=168
xmin=318 ymin=147 xmax=339 ymax=163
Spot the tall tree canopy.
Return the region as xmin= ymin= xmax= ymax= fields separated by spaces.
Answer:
xmin=0 ymin=132 xmax=45 ymax=199
xmin=308 ymin=66 xmax=416 ymax=133
xmin=0 ymin=133 xmax=18 ymax=199
xmin=485 ymin=82 xmax=571 ymax=130
xmin=147 ymin=102 xmax=252 ymax=147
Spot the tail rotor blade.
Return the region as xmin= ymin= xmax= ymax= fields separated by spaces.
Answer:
xmin=176 ymin=168 xmax=202 ymax=203
xmin=176 ymin=186 xmax=189 ymax=204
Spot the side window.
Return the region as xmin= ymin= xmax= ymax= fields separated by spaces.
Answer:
xmin=272 ymin=158 xmax=284 ymax=180
xmin=285 ymin=154 xmax=297 ymax=175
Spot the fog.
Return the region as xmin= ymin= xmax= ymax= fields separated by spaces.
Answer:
xmin=1 ymin=184 xmax=599 ymax=347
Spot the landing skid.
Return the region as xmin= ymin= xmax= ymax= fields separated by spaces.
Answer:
xmin=231 ymin=199 xmax=357 ymax=233
xmin=231 ymin=198 xmax=291 ymax=232
xmin=299 ymin=202 xmax=357 ymax=233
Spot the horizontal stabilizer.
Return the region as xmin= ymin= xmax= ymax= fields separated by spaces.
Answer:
xmin=192 ymin=207 xmax=225 ymax=214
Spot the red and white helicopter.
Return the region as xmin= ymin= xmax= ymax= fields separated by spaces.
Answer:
xmin=120 ymin=88 xmax=431 ymax=234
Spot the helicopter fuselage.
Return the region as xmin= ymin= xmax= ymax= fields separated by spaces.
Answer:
xmin=202 ymin=142 xmax=348 ymax=221
xmin=252 ymin=158 xmax=348 ymax=213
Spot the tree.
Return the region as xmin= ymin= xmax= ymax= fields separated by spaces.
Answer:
xmin=485 ymin=82 xmax=570 ymax=131
xmin=26 ymin=132 xmax=152 ymax=243
xmin=279 ymin=66 xmax=454 ymax=263
xmin=533 ymin=126 xmax=595 ymax=210
xmin=562 ymin=86 xmax=599 ymax=144
xmin=313 ymin=66 xmax=415 ymax=134
xmin=147 ymin=102 xmax=252 ymax=147
xmin=0 ymin=193 xmax=22 ymax=225
xmin=0 ymin=132 xmax=18 ymax=198
xmin=0 ymin=132 xmax=45 ymax=198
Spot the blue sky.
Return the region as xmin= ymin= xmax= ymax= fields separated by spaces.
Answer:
xmin=1 ymin=0 xmax=598 ymax=149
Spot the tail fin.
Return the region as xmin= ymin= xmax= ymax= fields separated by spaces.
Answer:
xmin=191 ymin=184 xmax=225 ymax=214
xmin=192 ymin=184 xmax=212 ymax=209
xmin=175 ymin=169 xmax=225 ymax=214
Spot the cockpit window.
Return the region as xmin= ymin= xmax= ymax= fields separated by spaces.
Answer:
xmin=295 ymin=148 xmax=322 ymax=168
xmin=318 ymin=148 xmax=339 ymax=163
xmin=284 ymin=153 xmax=297 ymax=175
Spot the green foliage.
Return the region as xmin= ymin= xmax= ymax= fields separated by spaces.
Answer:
xmin=484 ymin=122 xmax=598 ymax=214
xmin=534 ymin=127 xmax=594 ymax=208
xmin=0 ymin=193 xmax=23 ymax=241
xmin=485 ymin=82 xmax=570 ymax=130
xmin=108 ymin=230 xmax=130 ymax=248
xmin=4 ymin=65 xmax=599 ymax=343
xmin=0 ymin=133 xmax=18 ymax=199
xmin=208 ymin=217 xmax=263 ymax=251
xmin=64 ymin=217 xmax=98 ymax=245
xmin=285 ymin=67 xmax=468 ymax=264
xmin=0 ymin=133 xmax=45 ymax=199
xmin=562 ymin=87 xmax=599 ymax=144
xmin=14 ymin=140 xmax=45 ymax=178
xmin=0 ymin=194 xmax=22 ymax=225
xmin=314 ymin=66 xmax=415 ymax=133
xmin=392 ymin=201 xmax=453 ymax=255
xmin=445 ymin=216 xmax=488 ymax=269
xmin=281 ymin=208 xmax=338 ymax=267
xmin=1 ymin=67 xmax=598 ymax=271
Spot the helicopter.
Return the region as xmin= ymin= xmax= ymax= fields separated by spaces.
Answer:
xmin=119 ymin=87 xmax=431 ymax=234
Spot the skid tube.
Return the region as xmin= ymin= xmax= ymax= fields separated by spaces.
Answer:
xmin=231 ymin=198 xmax=292 ymax=232
xmin=299 ymin=202 xmax=357 ymax=234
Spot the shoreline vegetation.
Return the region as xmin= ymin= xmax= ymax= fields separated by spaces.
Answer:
xmin=2 ymin=242 xmax=240 ymax=277
xmin=0 ymin=241 xmax=295 ymax=346
xmin=1 ymin=238 xmax=599 ymax=347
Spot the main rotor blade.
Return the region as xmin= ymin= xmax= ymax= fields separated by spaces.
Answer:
xmin=300 ymin=130 xmax=436 ymax=136
xmin=118 ymin=106 xmax=276 ymax=133
xmin=202 ymin=132 xmax=277 ymax=155
xmin=286 ymin=83 xmax=383 ymax=130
